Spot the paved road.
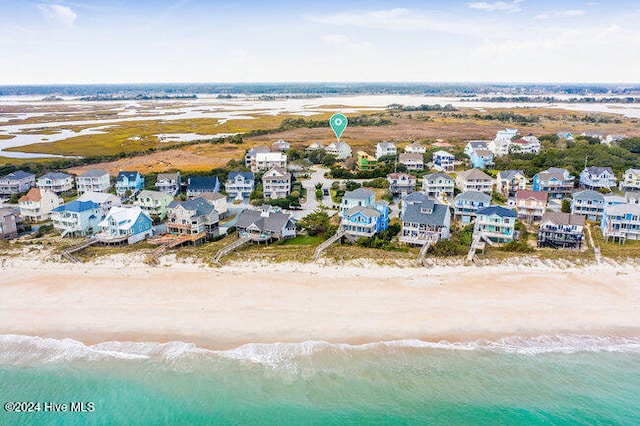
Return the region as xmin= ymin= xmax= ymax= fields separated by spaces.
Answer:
xmin=294 ymin=167 xmax=336 ymax=220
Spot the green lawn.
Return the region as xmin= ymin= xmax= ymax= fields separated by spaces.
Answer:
xmin=281 ymin=235 xmax=324 ymax=246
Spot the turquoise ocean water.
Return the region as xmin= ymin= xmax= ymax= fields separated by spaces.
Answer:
xmin=1 ymin=335 xmax=639 ymax=425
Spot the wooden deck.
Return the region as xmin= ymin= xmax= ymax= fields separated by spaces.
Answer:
xmin=145 ymin=232 xmax=207 ymax=265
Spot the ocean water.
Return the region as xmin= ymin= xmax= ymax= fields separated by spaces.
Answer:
xmin=1 ymin=335 xmax=639 ymax=425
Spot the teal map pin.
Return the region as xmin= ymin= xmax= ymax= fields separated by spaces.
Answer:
xmin=330 ymin=114 xmax=348 ymax=142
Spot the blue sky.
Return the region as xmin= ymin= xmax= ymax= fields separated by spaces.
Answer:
xmin=1 ymin=0 xmax=639 ymax=84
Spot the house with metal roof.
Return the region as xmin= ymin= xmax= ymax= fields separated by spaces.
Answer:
xmin=571 ymin=190 xmax=605 ymax=221
xmin=235 ymin=206 xmax=296 ymax=242
xmin=400 ymin=198 xmax=451 ymax=245
xmin=0 ymin=170 xmax=35 ymax=196
xmin=538 ymin=212 xmax=585 ymax=250
xmin=96 ymin=206 xmax=153 ymax=245
xmin=186 ymin=176 xmax=220 ymax=198
xmin=51 ymin=200 xmax=103 ymax=237
xmin=454 ymin=191 xmax=491 ymax=223
xmin=36 ymin=172 xmax=73 ymax=194
xmin=474 ymin=205 xmax=518 ymax=243
xmin=422 ymin=172 xmax=455 ymax=198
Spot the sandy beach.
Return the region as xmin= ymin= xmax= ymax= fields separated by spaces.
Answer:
xmin=1 ymin=258 xmax=639 ymax=349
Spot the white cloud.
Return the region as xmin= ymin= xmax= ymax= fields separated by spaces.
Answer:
xmin=467 ymin=0 xmax=523 ymax=13
xmin=38 ymin=4 xmax=78 ymax=28
xmin=307 ymin=8 xmax=491 ymax=36
xmin=534 ymin=10 xmax=586 ymax=20
xmin=322 ymin=34 xmax=373 ymax=52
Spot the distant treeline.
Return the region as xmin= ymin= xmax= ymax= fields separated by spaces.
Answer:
xmin=463 ymin=96 xmax=640 ymax=103
xmin=78 ymin=94 xmax=197 ymax=101
xmin=3 ymin=83 xmax=640 ymax=97
xmin=387 ymin=103 xmax=457 ymax=112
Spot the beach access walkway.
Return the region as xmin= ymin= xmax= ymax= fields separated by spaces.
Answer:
xmin=60 ymin=237 xmax=98 ymax=263
xmin=145 ymin=232 xmax=207 ymax=264
xmin=313 ymin=229 xmax=356 ymax=261
xmin=212 ymin=236 xmax=250 ymax=264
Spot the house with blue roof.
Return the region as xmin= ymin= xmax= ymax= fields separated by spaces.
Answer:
xmin=470 ymin=149 xmax=494 ymax=170
xmin=51 ymin=200 xmax=103 ymax=237
xmin=186 ymin=176 xmax=220 ymax=198
xmin=532 ymin=167 xmax=574 ymax=199
xmin=454 ymin=191 xmax=491 ymax=223
xmin=474 ymin=205 xmax=518 ymax=243
xmin=341 ymin=204 xmax=389 ymax=238
xmin=116 ymin=171 xmax=145 ymax=197
xmin=225 ymin=172 xmax=255 ymax=199
xmin=400 ymin=197 xmax=451 ymax=245
xmin=571 ymin=190 xmax=605 ymax=221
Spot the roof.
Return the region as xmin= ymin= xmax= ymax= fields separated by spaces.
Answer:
xmin=39 ymin=172 xmax=71 ymax=180
xmin=53 ymin=200 xmax=100 ymax=213
xmin=476 ymin=205 xmax=517 ymax=218
xmin=573 ymin=190 xmax=605 ymax=202
xmin=546 ymin=167 xmax=569 ymax=174
xmin=255 ymin=152 xmax=286 ymax=161
xmin=377 ymin=142 xmax=396 ymax=149
xmin=583 ymin=166 xmax=614 ymax=176
xmin=117 ymin=171 xmax=142 ymax=181
xmin=228 ymin=171 xmax=254 ymax=180
xmin=1 ymin=170 xmax=34 ymax=181
xmin=467 ymin=141 xmax=489 ymax=148
xmin=187 ymin=176 xmax=219 ymax=190
xmin=541 ymin=212 xmax=585 ymax=227
xmin=328 ymin=141 xmax=351 ymax=149
xmin=235 ymin=209 xmax=293 ymax=232
xmin=19 ymin=188 xmax=43 ymax=202
xmin=168 ymin=197 xmax=214 ymax=216
xmin=0 ymin=208 xmax=15 ymax=218
xmin=157 ymin=172 xmax=180 ymax=181
xmin=79 ymin=169 xmax=109 ymax=178
xmin=98 ymin=206 xmax=149 ymax=230
xmin=474 ymin=149 xmax=493 ymax=157
xmin=457 ymin=168 xmax=493 ymax=181
xmin=423 ymin=172 xmax=454 ymax=182
xmin=399 ymin=153 xmax=423 ymax=162
xmin=605 ymin=203 xmax=640 ymax=216
xmin=433 ymin=150 xmax=454 ymax=157
xmin=262 ymin=167 xmax=291 ymax=180
xmin=345 ymin=205 xmax=381 ymax=219
xmin=498 ymin=170 xmax=525 ymax=180
xmin=77 ymin=191 xmax=120 ymax=205
xmin=137 ymin=190 xmax=173 ymax=201
xmin=387 ymin=172 xmax=416 ymax=180
xmin=248 ymin=146 xmax=271 ymax=154
xmin=604 ymin=194 xmax=627 ymax=204
xmin=402 ymin=200 xmax=449 ymax=226
xmin=343 ymin=188 xmax=374 ymax=201
xmin=403 ymin=192 xmax=431 ymax=204
xmin=625 ymin=169 xmax=640 ymax=175
xmin=516 ymin=190 xmax=548 ymax=203
xmin=455 ymin=191 xmax=491 ymax=203
xmin=200 ymin=191 xmax=226 ymax=202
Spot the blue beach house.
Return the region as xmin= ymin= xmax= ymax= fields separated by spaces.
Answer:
xmin=50 ymin=200 xmax=103 ymax=237
xmin=116 ymin=171 xmax=145 ymax=197
xmin=470 ymin=149 xmax=494 ymax=170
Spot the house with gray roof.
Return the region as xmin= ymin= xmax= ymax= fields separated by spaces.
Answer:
xmin=538 ymin=212 xmax=585 ymax=250
xmin=601 ymin=203 xmax=640 ymax=243
xmin=400 ymin=198 xmax=451 ymax=245
xmin=455 ymin=168 xmax=493 ymax=193
xmin=621 ymin=169 xmax=640 ymax=192
xmin=76 ymin=169 xmax=111 ymax=195
xmin=464 ymin=140 xmax=490 ymax=158
xmin=225 ymin=172 xmax=255 ymax=199
xmin=387 ymin=172 xmax=417 ymax=196
xmin=454 ymin=191 xmax=491 ymax=223
xmin=571 ymin=190 xmax=605 ymax=221
xmin=376 ymin=141 xmax=397 ymax=159
xmin=166 ymin=197 xmax=219 ymax=240
xmin=496 ymin=170 xmax=527 ymax=196
xmin=422 ymin=172 xmax=455 ymax=198
xmin=579 ymin=166 xmax=616 ymax=190
xmin=155 ymin=172 xmax=181 ymax=195
xmin=0 ymin=170 xmax=36 ymax=196
xmin=36 ymin=172 xmax=73 ymax=194
xmin=235 ymin=206 xmax=296 ymax=242
xmin=340 ymin=188 xmax=375 ymax=217
xmin=532 ymin=167 xmax=574 ymax=199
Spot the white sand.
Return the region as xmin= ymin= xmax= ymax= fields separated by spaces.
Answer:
xmin=1 ymin=257 xmax=639 ymax=349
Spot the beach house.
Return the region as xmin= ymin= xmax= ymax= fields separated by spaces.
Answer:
xmin=200 ymin=192 xmax=228 ymax=218
xmin=515 ymin=190 xmax=548 ymax=223
xmin=186 ymin=176 xmax=220 ymax=198
xmin=166 ymin=197 xmax=219 ymax=240
xmin=621 ymin=169 xmax=640 ymax=192
xmin=469 ymin=149 xmax=494 ymax=170
xmin=571 ymin=190 xmax=605 ymax=221
xmin=532 ymin=167 xmax=574 ymax=199
xmin=262 ymin=167 xmax=292 ymax=199
xmin=399 ymin=153 xmax=424 ymax=171
xmin=387 ymin=172 xmax=417 ymax=196
xmin=600 ymin=203 xmax=640 ymax=243
xmin=235 ymin=206 xmax=296 ymax=242
xmin=244 ymin=146 xmax=271 ymax=167
xmin=464 ymin=141 xmax=489 ymax=158
xmin=357 ymin=151 xmax=377 ymax=171
xmin=225 ymin=172 xmax=255 ymax=199
xmin=51 ymin=200 xmax=103 ymax=237
xmin=474 ymin=206 xmax=518 ymax=243
xmin=252 ymin=152 xmax=287 ymax=172
xmin=376 ymin=142 xmax=397 ymax=159
xmin=488 ymin=128 xmax=518 ymax=157
xmin=496 ymin=170 xmax=527 ymax=196
xmin=579 ymin=167 xmax=617 ymax=190
xmin=77 ymin=191 xmax=122 ymax=216
xmin=432 ymin=150 xmax=455 ymax=172
xmin=271 ymin=139 xmax=291 ymax=152
xmin=454 ymin=191 xmax=491 ymax=223
xmin=18 ymin=188 xmax=63 ymax=222
xmin=96 ymin=206 xmax=153 ymax=245
xmin=455 ymin=169 xmax=494 ymax=193
xmin=557 ymin=132 xmax=574 ymax=140
xmin=510 ymin=135 xmax=541 ymax=154
xmin=325 ymin=141 xmax=352 ymax=160
xmin=341 ymin=204 xmax=389 ymax=238
xmin=400 ymin=197 xmax=450 ymax=245
xmin=76 ymin=169 xmax=111 ymax=195
xmin=404 ymin=142 xmax=426 ymax=154
xmin=36 ymin=172 xmax=73 ymax=194
xmin=537 ymin=212 xmax=585 ymax=250
xmin=340 ymin=188 xmax=375 ymax=217
xmin=155 ymin=172 xmax=181 ymax=195
xmin=134 ymin=190 xmax=174 ymax=220
xmin=305 ymin=141 xmax=325 ymax=152
xmin=115 ymin=171 xmax=144 ymax=197
xmin=0 ymin=208 xmax=19 ymax=239
xmin=0 ymin=171 xmax=35 ymax=196
xmin=422 ymin=173 xmax=455 ymax=198
xmin=626 ymin=192 xmax=640 ymax=205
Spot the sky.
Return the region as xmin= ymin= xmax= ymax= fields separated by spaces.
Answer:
xmin=1 ymin=0 xmax=639 ymax=84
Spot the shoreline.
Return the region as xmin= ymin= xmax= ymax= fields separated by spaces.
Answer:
xmin=2 ymin=256 xmax=639 ymax=350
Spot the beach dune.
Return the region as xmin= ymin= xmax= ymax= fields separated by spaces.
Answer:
xmin=1 ymin=260 xmax=639 ymax=349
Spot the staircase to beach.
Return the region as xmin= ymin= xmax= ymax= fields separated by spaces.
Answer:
xmin=416 ymin=240 xmax=433 ymax=266
xmin=212 ymin=236 xmax=250 ymax=264
xmin=313 ymin=229 xmax=356 ymax=261
xmin=60 ymin=237 xmax=98 ymax=263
